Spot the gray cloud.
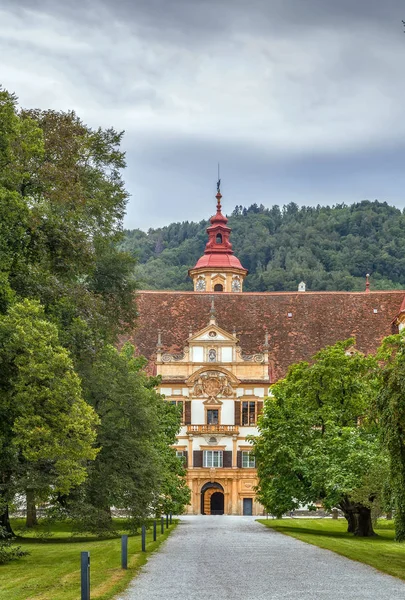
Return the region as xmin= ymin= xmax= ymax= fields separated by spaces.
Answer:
xmin=1 ymin=0 xmax=405 ymax=229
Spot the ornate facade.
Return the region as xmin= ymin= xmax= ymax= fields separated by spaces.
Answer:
xmin=156 ymin=302 xmax=268 ymax=515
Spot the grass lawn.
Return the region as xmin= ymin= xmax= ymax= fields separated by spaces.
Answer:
xmin=0 ymin=518 xmax=177 ymax=600
xmin=258 ymin=518 xmax=405 ymax=580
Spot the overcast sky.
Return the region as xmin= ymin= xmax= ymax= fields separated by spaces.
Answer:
xmin=1 ymin=0 xmax=405 ymax=230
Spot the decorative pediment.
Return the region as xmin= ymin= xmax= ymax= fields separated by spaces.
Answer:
xmin=189 ymin=323 xmax=237 ymax=344
xmin=202 ymin=397 xmax=223 ymax=406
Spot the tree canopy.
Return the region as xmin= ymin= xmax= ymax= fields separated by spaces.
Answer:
xmin=121 ymin=201 xmax=405 ymax=292
xmin=253 ymin=340 xmax=383 ymax=537
xmin=0 ymin=87 xmax=189 ymax=559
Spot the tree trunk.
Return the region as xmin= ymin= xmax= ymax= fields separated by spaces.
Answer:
xmin=354 ymin=505 xmax=376 ymax=537
xmin=338 ymin=498 xmax=356 ymax=533
xmin=26 ymin=489 xmax=38 ymax=528
xmin=344 ymin=510 xmax=356 ymax=533
xmin=0 ymin=504 xmax=14 ymax=536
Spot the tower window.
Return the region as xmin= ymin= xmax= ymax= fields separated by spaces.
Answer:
xmin=216 ymin=233 xmax=223 ymax=244
xmin=214 ymin=284 xmax=223 ymax=292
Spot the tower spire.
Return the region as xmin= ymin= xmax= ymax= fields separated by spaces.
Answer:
xmin=188 ymin=179 xmax=248 ymax=293
xmin=365 ymin=274 xmax=370 ymax=294
xmin=216 ymin=165 xmax=222 ymax=211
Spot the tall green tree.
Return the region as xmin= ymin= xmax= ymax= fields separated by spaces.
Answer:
xmin=376 ymin=333 xmax=405 ymax=541
xmin=253 ymin=340 xmax=382 ymax=536
xmin=0 ymin=300 xmax=99 ymax=534
xmin=66 ymin=343 xmax=189 ymax=531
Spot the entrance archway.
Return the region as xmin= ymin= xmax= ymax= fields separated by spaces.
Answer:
xmin=210 ymin=492 xmax=224 ymax=515
xmin=201 ymin=482 xmax=224 ymax=515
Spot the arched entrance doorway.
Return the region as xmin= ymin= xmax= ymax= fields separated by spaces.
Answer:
xmin=201 ymin=482 xmax=225 ymax=515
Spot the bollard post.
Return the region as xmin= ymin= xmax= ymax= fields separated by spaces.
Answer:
xmin=161 ymin=516 xmax=164 ymax=534
xmin=166 ymin=513 xmax=169 ymax=529
xmin=169 ymin=512 xmax=172 ymax=524
xmin=121 ymin=535 xmax=128 ymax=569
xmin=81 ymin=551 xmax=90 ymax=600
xmin=153 ymin=520 xmax=157 ymax=542
xmin=141 ymin=525 xmax=146 ymax=552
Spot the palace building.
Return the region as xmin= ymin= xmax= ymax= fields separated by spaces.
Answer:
xmin=127 ymin=189 xmax=405 ymax=516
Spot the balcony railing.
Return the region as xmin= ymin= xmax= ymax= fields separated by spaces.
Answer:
xmin=187 ymin=424 xmax=239 ymax=435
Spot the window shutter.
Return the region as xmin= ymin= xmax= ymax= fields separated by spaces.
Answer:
xmin=193 ymin=450 xmax=203 ymax=468
xmin=185 ymin=401 xmax=191 ymax=425
xmin=257 ymin=401 xmax=264 ymax=418
xmin=234 ymin=401 xmax=241 ymax=426
xmin=184 ymin=451 xmax=188 ymax=467
xmin=223 ymin=450 xmax=232 ymax=468
xmin=237 ymin=451 xmax=242 ymax=468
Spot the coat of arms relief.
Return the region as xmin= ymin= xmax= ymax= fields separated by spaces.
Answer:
xmin=193 ymin=371 xmax=234 ymax=402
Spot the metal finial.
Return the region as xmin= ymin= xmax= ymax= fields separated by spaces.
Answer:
xmin=217 ymin=163 xmax=221 ymax=193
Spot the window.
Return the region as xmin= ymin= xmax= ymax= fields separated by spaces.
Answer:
xmin=241 ymin=401 xmax=256 ymax=426
xmin=176 ymin=450 xmax=187 ymax=464
xmin=207 ymin=409 xmax=219 ymax=424
xmin=242 ymin=451 xmax=255 ymax=468
xmin=208 ymin=349 xmax=217 ymax=362
xmin=203 ymin=450 xmax=223 ymax=468
xmin=193 ymin=346 xmax=204 ymax=362
xmin=216 ymin=233 xmax=223 ymax=244
xmin=169 ymin=400 xmax=184 ymax=424
xmin=214 ymin=284 xmax=223 ymax=292
xmin=221 ymin=347 xmax=232 ymax=362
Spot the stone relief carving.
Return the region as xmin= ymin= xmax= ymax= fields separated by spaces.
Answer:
xmin=235 ymin=347 xmax=264 ymax=363
xmin=161 ymin=352 xmax=185 ymax=363
xmin=192 ymin=371 xmax=235 ymax=399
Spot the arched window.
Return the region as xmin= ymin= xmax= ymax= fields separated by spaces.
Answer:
xmin=216 ymin=233 xmax=223 ymax=244
xmin=214 ymin=284 xmax=223 ymax=292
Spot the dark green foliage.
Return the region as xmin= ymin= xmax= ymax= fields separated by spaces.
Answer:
xmin=0 ymin=87 xmax=190 ymax=546
xmin=122 ymin=201 xmax=405 ymax=291
xmin=0 ymin=526 xmax=28 ymax=564
xmin=376 ymin=334 xmax=405 ymax=541
xmin=253 ymin=340 xmax=383 ymax=536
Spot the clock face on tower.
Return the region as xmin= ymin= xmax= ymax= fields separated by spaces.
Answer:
xmin=196 ymin=277 xmax=206 ymax=291
xmin=232 ymin=277 xmax=241 ymax=292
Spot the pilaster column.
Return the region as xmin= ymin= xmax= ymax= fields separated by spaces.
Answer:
xmin=232 ymin=435 xmax=238 ymax=467
xmin=232 ymin=477 xmax=238 ymax=515
xmin=188 ymin=435 xmax=193 ymax=468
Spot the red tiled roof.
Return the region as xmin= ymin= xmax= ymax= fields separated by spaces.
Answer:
xmin=125 ymin=290 xmax=405 ymax=381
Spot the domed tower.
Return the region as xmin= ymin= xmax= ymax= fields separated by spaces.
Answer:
xmin=189 ymin=187 xmax=248 ymax=292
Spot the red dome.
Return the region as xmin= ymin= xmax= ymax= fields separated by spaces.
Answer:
xmin=194 ymin=253 xmax=245 ymax=270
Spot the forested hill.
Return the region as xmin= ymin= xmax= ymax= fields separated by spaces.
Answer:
xmin=120 ymin=201 xmax=405 ymax=292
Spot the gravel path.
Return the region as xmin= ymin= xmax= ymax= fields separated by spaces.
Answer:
xmin=118 ymin=516 xmax=405 ymax=600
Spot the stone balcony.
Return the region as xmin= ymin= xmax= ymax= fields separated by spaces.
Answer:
xmin=187 ymin=424 xmax=239 ymax=435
